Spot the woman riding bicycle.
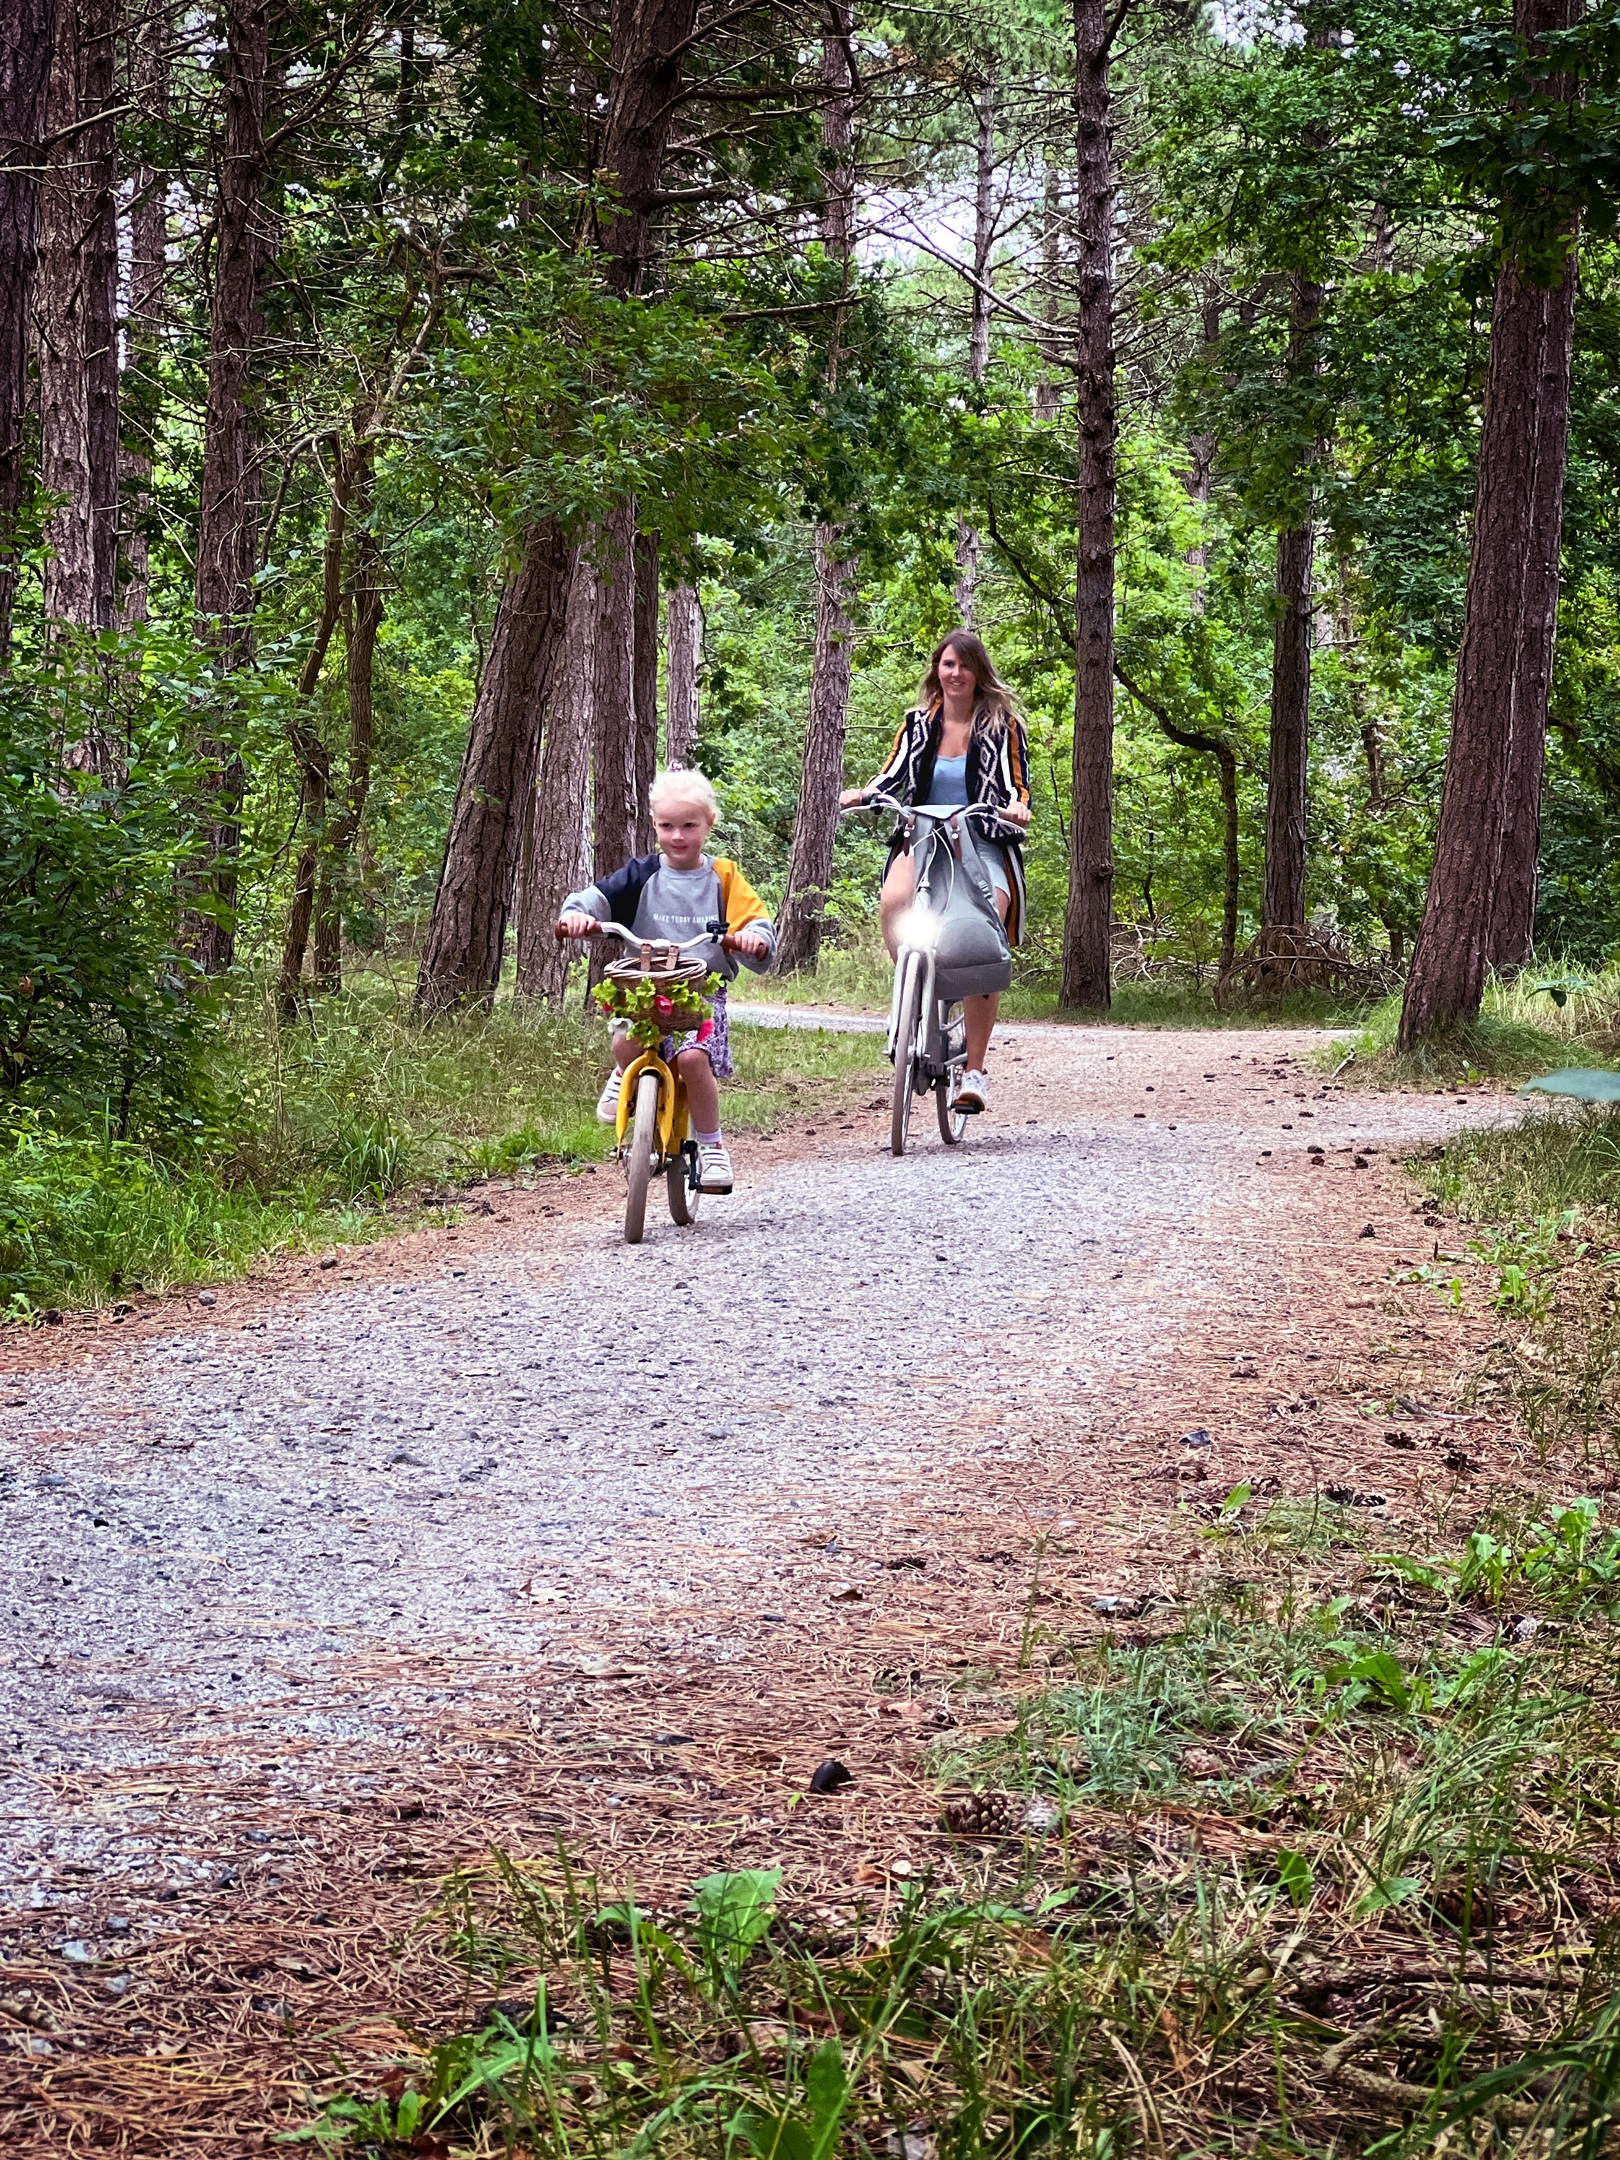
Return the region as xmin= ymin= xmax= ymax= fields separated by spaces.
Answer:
xmin=840 ymin=629 xmax=1031 ymax=1114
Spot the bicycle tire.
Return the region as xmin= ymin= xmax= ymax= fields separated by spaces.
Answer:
xmin=667 ymin=1146 xmax=700 ymax=1225
xmin=937 ymin=1061 xmax=969 ymax=1146
xmin=890 ymin=956 xmax=921 ymax=1157
xmin=623 ymin=1069 xmax=659 ymax=1244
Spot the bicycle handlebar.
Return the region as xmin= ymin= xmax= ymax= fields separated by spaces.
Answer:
xmin=842 ymin=791 xmax=1005 ymax=826
xmin=553 ymin=919 xmax=749 ymax=954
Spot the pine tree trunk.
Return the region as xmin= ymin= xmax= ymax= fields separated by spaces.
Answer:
xmin=119 ymin=0 xmax=169 ymax=630
xmin=776 ymin=0 xmax=856 ymax=975
xmin=1263 ymin=515 xmax=1314 ymax=931
xmin=1398 ymin=0 xmax=1579 ymax=1045
xmin=415 ymin=520 xmax=576 ymax=1015
xmin=514 ymin=552 xmax=598 ymax=1001
xmin=778 ymin=522 xmax=855 ymax=970
xmin=1059 ymin=0 xmax=1117 ymax=1012
xmin=952 ymin=62 xmax=995 ymax=624
xmin=1399 ymin=266 xmax=1577 ymax=1037
xmin=591 ymin=498 xmax=639 ymax=879
xmin=1261 ymin=274 xmax=1321 ymax=938
xmin=632 ymin=528 xmax=659 ymax=849
xmin=184 ymin=0 xmax=269 ymax=973
xmin=314 ymin=514 xmax=383 ymax=992
xmin=38 ymin=0 xmax=118 ymax=634
xmin=415 ymin=0 xmax=697 ymax=1004
xmin=276 ymin=449 xmax=362 ymax=1016
xmin=0 ymin=0 xmax=53 ymax=657
xmin=665 ymin=581 xmax=701 ymax=766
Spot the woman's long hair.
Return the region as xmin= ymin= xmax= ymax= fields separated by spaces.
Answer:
xmin=919 ymin=629 xmax=1019 ymax=738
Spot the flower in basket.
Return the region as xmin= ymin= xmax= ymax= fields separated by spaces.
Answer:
xmin=653 ymin=992 xmax=675 ymax=1021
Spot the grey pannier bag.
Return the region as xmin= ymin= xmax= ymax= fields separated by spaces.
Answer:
xmin=921 ymin=817 xmax=1013 ymax=1001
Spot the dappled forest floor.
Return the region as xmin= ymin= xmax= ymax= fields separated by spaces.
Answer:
xmin=0 ymin=1029 xmax=1591 ymax=2155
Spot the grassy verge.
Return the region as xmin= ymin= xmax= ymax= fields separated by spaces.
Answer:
xmin=1335 ymin=965 xmax=1620 ymax=1089
xmin=0 ymin=979 xmax=884 ymax=1315
xmin=757 ymin=935 xmax=1369 ymax=1031
xmin=296 ymin=1489 xmax=1620 ymax=2157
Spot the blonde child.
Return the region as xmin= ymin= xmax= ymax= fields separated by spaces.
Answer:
xmin=557 ymin=770 xmax=774 ymax=1193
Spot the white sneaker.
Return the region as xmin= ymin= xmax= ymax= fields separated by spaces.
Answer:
xmin=695 ymin=1142 xmax=734 ymax=1193
xmin=956 ymin=1069 xmax=988 ymax=1113
xmin=595 ymin=1071 xmax=624 ymax=1125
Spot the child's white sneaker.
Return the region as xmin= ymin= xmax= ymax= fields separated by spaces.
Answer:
xmin=695 ymin=1142 xmax=734 ymax=1193
xmin=595 ymin=1071 xmax=624 ymax=1125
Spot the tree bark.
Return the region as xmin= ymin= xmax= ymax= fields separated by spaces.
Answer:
xmin=952 ymin=61 xmax=995 ymax=623
xmin=776 ymin=0 xmax=856 ymax=975
xmin=514 ymin=552 xmax=598 ymax=1001
xmin=118 ymin=0 xmax=169 ymax=630
xmin=1060 ymin=0 xmax=1117 ymax=1012
xmin=1398 ymin=0 xmax=1579 ymax=1045
xmin=414 ymin=520 xmax=576 ymax=1015
xmin=184 ymin=0 xmax=269 ymax=973
xmin=778 ymin=522 xmax=855 ymax=969
xmin=38 ymin=0 xmax=119 ymax=633
xmin=665 ymin=580 xmax=700 ymax=766
xmin=314 ymin=512 xmax=383 ymax=991
xmin=276 ymin=445 xmax=362 ymax=1017
xmin=1261 ymin=275 xmax=1321 ymax=937
xmin=632 ymin=527 xmax=659 ymax=848
xmin=0 ymin=0 xmax=53 ymax=657
xmin=591 ymin=496 xmax=639 ymax=880
xmin=415 ymin=0 xmax=698 ymax=1006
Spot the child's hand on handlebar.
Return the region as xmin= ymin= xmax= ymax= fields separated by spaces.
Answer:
xmin=730 ymin=928 xmax=770 ymax=959
xmin=557 ymin=911 xmax=599 ymax=939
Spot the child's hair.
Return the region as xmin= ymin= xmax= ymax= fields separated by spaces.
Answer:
xmin=649 ymin=768 xmax=719 ymax=822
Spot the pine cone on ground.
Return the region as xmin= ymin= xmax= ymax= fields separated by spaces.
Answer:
xmin=939 ymin=1790 xmax=1061 ymax=1838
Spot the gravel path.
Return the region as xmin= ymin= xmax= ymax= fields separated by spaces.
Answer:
xmin=0 ymin=1023 xmax=1499 ymax=1908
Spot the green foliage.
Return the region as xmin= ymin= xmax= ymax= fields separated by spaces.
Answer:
xmin=0 ymin=637 xmax=220 ymax=1136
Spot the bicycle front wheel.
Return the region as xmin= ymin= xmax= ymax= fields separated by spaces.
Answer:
xmin=890 ymin=955 xmax=921 ymax=1157
xmin=623 ymin=1069 xmax=660 ymax=1244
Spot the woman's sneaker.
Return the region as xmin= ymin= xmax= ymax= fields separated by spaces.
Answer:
xmin=595 ymin=1071 xmax=624 ymax=1125
xmin=956 ymin=1069 xmax=988 ymax=1113
xmin=695 ymin=1142 xmax=734 ymax=1193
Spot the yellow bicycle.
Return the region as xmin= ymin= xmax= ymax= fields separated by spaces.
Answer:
xmin=556 ymin=921 xmax=741 ymax=1245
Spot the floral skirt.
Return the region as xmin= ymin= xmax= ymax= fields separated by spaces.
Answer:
xmin=610 ymin=986 xmax=733 ymax=1079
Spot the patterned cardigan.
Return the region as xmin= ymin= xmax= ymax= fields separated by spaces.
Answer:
xmin=863 ymin=701 xmax=1031 ymax=944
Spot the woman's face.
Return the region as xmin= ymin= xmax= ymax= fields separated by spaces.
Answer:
xmin=937 ymin=643 xmax=978 ymax=703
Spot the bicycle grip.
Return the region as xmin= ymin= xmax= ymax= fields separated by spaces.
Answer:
xmin=553 ymin=919 xmax=602 ymax=942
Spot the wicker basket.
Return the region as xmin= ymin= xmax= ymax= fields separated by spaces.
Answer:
xmin=603 ymin=943 xmax=709 ymax=991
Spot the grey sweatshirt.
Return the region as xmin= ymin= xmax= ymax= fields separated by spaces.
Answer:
xmin=562 ymin=858 xmax=776 ymax=983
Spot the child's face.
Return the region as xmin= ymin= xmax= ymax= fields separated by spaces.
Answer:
xmin=654 ymin=799 xmax=714 ymax=869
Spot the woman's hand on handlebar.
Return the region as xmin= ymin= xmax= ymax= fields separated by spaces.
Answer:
xmin=838 ymin=786 xmax=869 ymax=809
xmin=556 ymin=911 xmax=600 ymax=939
xmin=999 ymin=800 xmax=1032 ymax=829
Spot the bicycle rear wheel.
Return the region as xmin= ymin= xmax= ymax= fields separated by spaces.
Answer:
xmin=890 ymin=955 xmax=921 ymax=1157
xmin=623 ymin=1069 xmax=660 ymax=1244
xmin=667 ymin=1145 xmax=700 ymax=1225
xmin=937 ymin=1061 xmax=969 ymax=1146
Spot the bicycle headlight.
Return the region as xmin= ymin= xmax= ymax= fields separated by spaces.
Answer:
xmin=895 ymin=905 xmax=941 ymax=952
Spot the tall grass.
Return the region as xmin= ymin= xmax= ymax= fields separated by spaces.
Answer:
xmin=1339 ymin=962 xmax=1620 ymax=1087
xmin=0 ymin=975 xmax=884 ymax=1313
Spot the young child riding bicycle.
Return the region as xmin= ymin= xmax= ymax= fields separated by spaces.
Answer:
xmin=556 ymin=770 xmax=775 ymax=1194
